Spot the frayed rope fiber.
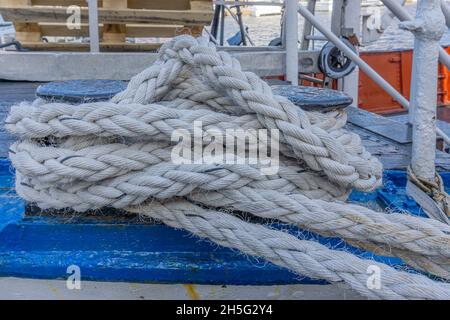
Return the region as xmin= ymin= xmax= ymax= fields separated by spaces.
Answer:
xmin=5 ymin=35 xmax=450 ymax=299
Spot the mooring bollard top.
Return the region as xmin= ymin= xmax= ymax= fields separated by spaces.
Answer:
xmin=36 ymin=80 xmax=128 ymax=103
xmin=35 ymin=80 xmax=353 ymax=112
xmin=271 ymin=85 xmax=353 ymax=112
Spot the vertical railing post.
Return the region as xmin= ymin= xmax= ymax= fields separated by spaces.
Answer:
xmin=401 ymin=0 xmax=446 ymax=182
xmin=330 ymin=0 xmax=360 ymax=106
xmin=442 ymin=0 xmax=450 ymax=27
xmin=285 ymin=0 xmax=299 ymax=85
xmin=300 ymin=0 xmax=317 ymax=50
xmin=342 ymin=0 xmax=360 ymax=107
xmin=87 ymin=0 xmax=100 ymax=53
xmin=330 ymin=0 xmax=344 ymax=36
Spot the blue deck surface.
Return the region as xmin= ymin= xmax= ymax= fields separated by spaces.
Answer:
xmin=0 ymin=158 xmax=448 ymax=284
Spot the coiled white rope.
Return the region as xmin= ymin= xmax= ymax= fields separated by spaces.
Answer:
xmin=5 ymin=36 xmax=450 ymax=299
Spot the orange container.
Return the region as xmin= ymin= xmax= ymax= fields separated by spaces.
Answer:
xmin=358 ymin=48 xmax=450 ymax=114
xmin=267 ymin=47 xmax=450 ymax=116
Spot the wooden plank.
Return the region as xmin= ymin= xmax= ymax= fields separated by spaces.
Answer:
xmin=190 ymin=0 xmax=213 ymax=10
xmin=179 ymin=1 xmax=211 ymax=37
xmin=0 ymin=6 xmax=213 ymax=25
xmin=129 ymin=0 xmax=191 ymax=10
xmin=0 ymin=213 xmax=318 ymax=286
xmin=39 ymin=23 xmax=96 ymax=37
xmin=347 ymin=122 xmax=450 ymax=172
xmin=102 ymin=0 xmax=127 ymax=44
xmin=127 ymin=0 xmax=211 ymax=10
xmin=14 ymin=22 xmax=41 ymax=42
xmin=38 ymin=23 xmax=181 ymax=38
xmin=30 ymin=0 xmax=212 ymax=10
xmin=21 ymin=41 xmax=162 ymax=52
xmin=126 ymin=24 xmax=181 ymax=37
xmin=0 ymin=0 xmax=30 ymax=6
xmin=175 ymin=25 xmax=203 ymax=37
xmin=347 ymin=107 xmax=412 ymax=144
xmin=0 ymin=81 xmax=41 ymax=107
xmin=31 ymin=0 xmax=96 ymax=6
xmin=0 ymin=0 xmax=41 ymax=42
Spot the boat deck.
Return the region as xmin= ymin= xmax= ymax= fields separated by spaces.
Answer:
xmin=347 ymin=108 xmax=450 ymax=171
xmin=0 ymin=80 xmax=449 ymax=295
xmin=1 ymin=80 xmax=449 ymax=171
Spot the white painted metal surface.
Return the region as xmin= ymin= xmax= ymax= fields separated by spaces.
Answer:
xmin=300 ymin=0 xmax=317 ymax=51
xmin=284 ymin=0 xmax=299 ymax=85
xmin=401 ymin=0 xmax=446 ymax=181
xmin=0 ymin=49 xmax=320 ymax=81
xmin=330 ymin=0 xmax=343 ymax=36
xmin=341 ymin=0 xmax=361 ymax=107
xmin=87 ymin=0 xmax=99 ymax=53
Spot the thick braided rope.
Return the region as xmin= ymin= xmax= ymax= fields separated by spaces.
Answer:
xmin=10 ymin=140 xmax=450 ymax=279
xmin=10 ymin=140 xmax=450 ymax=256
xmin=7 ymin=36 xmax=382 ymax=192
xmin=153 ymin=37 xmax=383 ymax=191
xmin=7 ymin=100 xmax=450 ymax=277
xmin=5 ymin=35 xmax=450 ymax=299
xmin=129 ymin=200 xmax=450 ymax=300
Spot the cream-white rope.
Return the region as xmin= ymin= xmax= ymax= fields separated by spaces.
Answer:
xmin=6 ymin=35 xmax=450 ymax=299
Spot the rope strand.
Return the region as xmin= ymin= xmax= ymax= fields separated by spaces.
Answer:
xmin=6 ymin=35 xmax=450 ymax=299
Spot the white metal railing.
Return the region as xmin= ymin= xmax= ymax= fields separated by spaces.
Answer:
xmin=296 ymin=1 xmax=450 ymax=148
xmin=402 ymin=0 xmax=445 ymax=181
xmin=298 ymin=0 xmax=449 ymax=219
xmin=285 ymin=0 xmax=299 ymax=85
xmin=87 ymin=0 xmax=99 ymax=53
xmin=214 ymin=1 xmax=283 ymax=5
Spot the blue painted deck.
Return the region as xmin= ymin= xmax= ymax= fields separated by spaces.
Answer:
xmin=0 ymin=157 xmax=448 ymax=284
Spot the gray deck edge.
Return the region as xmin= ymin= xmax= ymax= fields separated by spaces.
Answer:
xmin=0 ymin=50 xmax=320 ymax=81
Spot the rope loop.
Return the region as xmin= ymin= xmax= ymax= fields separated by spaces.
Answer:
xmin=6 ymin=35 xmax=450 ymax=299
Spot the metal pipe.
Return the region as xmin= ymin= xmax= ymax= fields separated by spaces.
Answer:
xmin=381 ymin=0 xmax=450 ymax=70
xmin=442 ymin=0 xmax=450 ymax=27
xmin=220 ymin=5 xmax=225 ymax=46
xmin=304 ymin=35 xmax=326 ymax=41
xmin=222 ymin=4 xmax=255 ymax=46
xmin=342 ymin=0 xmax=361 ymax=107
xmin=211 ymin=4 xmax=222 ymax=39
xmin=297 ymin=3 xmax=450 ymax=145
xmin=330 ymin=0 xmax=344 ymax=35
xmin=404 ymin=0 xmax=446 ymax=181
xmin=285 ymin=0 xmax=299 ymax=85
xmin=234 ymin=2 xmax=247 ymax=46
xmin=224 ymin=6 xmax=255 ymax=45
xmin=87 ymin=0 xmax=99 ymax=53
xmin=203 ymin=27 xmax=219 ymax=45
xmin=300 ymin=0 xmax=317 ymax=50
xmin=380 ymin=0 xmax=412 ymax=20
xmin=299 ymin=74 xmax=323 ymax=84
